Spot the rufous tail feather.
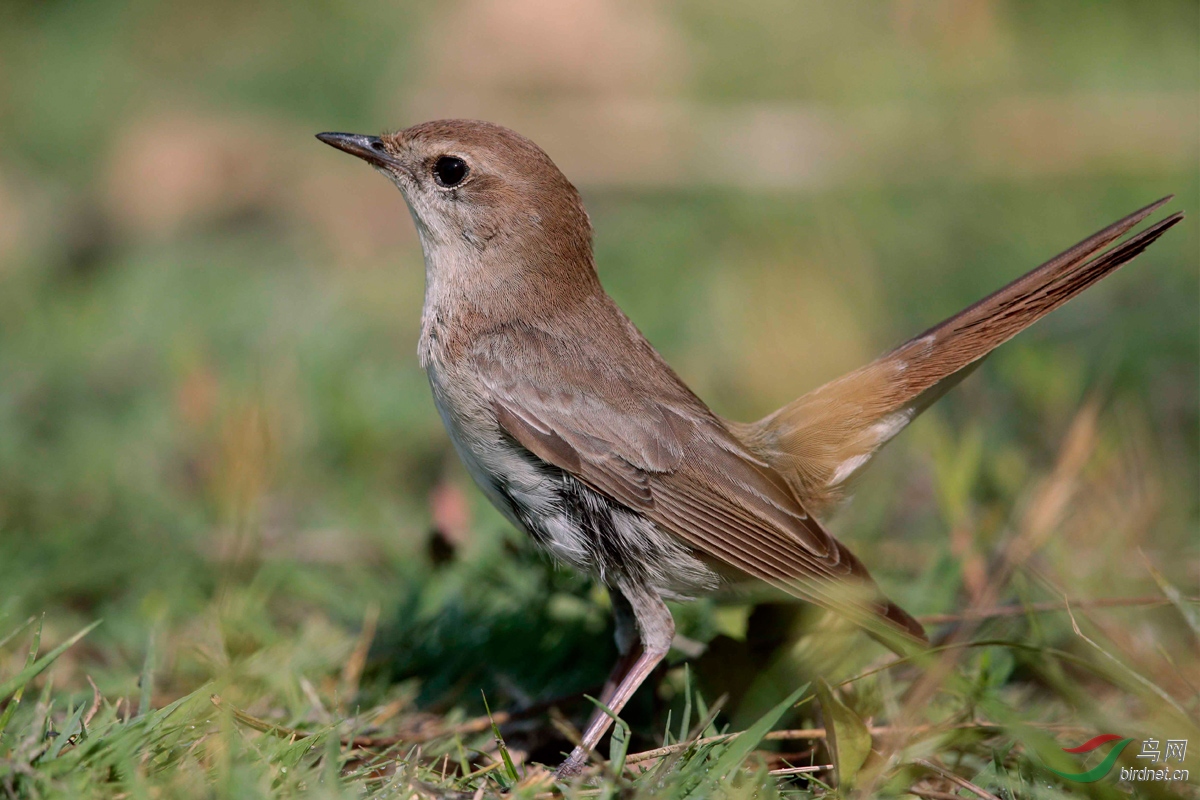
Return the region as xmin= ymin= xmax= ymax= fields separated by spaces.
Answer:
xmin=728 ymin=198 xmax=1183 ymax=515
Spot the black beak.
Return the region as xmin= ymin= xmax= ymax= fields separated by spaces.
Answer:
xmin=316 ymin=132 xmax=399 ymax=169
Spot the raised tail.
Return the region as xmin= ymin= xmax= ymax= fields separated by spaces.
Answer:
xmin=728 ymin=198 xmax=1183 ymax=516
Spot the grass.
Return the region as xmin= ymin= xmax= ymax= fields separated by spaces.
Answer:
xmin=1 ymin=571 xmax=1197 ymax=799
xmin=1 ymin=368 xmax=1196 ymax=797
xmin=1 ymin=0 xmax=1198 ymax=797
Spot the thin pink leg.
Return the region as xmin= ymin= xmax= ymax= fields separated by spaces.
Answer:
xmin=555 ymin=642 xmax=668 ymax=778
xmin=595 ymin=644 xmax=640 ymax=707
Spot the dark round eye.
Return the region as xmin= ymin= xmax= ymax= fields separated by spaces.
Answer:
xmin=433 ymin=156 xmax=468 ymax=187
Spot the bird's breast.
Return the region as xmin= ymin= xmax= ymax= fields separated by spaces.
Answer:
xmin=424 ymin=356 xmax=561 ymax=525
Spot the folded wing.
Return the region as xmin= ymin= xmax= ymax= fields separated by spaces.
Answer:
xmin=477 ymin=321 xmax=926 ymax=642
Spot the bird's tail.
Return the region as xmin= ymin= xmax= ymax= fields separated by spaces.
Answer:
xmin=729 ymin=198 xmax=1183 ymax=515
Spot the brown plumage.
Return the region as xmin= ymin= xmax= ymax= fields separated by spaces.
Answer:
xmin=316 ymin=120 xmax=1181 ymax=777
xmin=729 ymin=197 xmax=1182 ymax=516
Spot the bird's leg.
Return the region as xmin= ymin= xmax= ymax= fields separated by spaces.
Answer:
xmin=556 ymin=584 xmax=674 ymax=779
xmin=593 ymin=645 xmax=641 ymax=709
xmin=577 ymin=588 xmax=641 ymax=744
xmin=593 ymin=588 xmax=640 ymax=709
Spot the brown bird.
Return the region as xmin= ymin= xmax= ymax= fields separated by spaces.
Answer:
xmin=316 ymin=120 xmax=1181 ymax=777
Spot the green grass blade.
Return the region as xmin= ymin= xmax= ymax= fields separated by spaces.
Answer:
xmin=694 ymin=691 xmax=716 ymax=738
xmin=0 ymin=615 xmax=44 ymax=737
xmin=453 ymin=734 xmax=471 ymax=784
xmin=46 ymin=700 xmax=87 ymax=759
xmin=137 ymin=629 xmax=156 ymax=718
xmin=679 ymin=665 xmax=692 ymax=743
xmin=0 ymin=616 xmax=37 ymax=652
xmin=1143 ymin=555 xmax=1200 ymax=637
xmin=609 ymin=714 xmax=630 ymax=775
xmin=690 ymin=682 xmax=809 ymax=796
xmin=815 ymin=678 xmax=871 ymax=789
xmin=480 ymin=691 xmax=518 ymax=785
xmin=0 ymin=620 xmax=100 ymax=702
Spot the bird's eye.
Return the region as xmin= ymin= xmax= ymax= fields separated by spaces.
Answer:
xmin=433 ymin=156 xmax=469 ymax=187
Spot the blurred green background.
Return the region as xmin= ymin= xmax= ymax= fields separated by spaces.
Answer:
xmin=0 ymin=0 xmax=1197 ymax=792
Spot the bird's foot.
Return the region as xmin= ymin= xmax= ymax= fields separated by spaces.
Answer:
xmin=554 ymin=746 xmax=590 ymax=780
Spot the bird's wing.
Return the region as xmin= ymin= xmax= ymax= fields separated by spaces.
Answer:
xmin=728 ymin=199 xmax=1183 ymax=516
xmin=472 ymin=323 xmax=925 ymax=642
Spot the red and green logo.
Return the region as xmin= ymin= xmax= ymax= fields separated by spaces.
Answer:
xmin=1048 ymin=734 xmax=1134 ymax=783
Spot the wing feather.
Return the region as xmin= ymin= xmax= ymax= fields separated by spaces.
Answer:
xmin=473 ymin=323 xmax=924 ymax=641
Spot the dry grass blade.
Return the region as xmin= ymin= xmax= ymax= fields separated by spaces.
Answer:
xmin=915 ymin=595 xmax=1178 ymax=625
xmin=913 ymin=758 xmax=1001 ymax=800
xmin=346 ymin=689 xmax=590 ymax=749
xmin=633 ymin=694 xmax=727 ymax=776
xmin=338 ymin=602 xmax=379 ymax=715
xmin=83 ymin=675 xmax=103 ymax=729
xmin=768 ymin=763 xmax=832 ymax=776
xmin=626 ymin=730 xmax=815 ymax=765
xmin=215 ymin=687 xmax=595 ymax=754
xmin=1062 ymin=599 xmax=1193 ymax=722
xmin=623 ymin=721 xmax=1072 ymax=765
xmin=211 ymin=695 xmax=306 ymax=740
xmin=854 ymin=401 xmax=1102 ymax=799
xmin=911 ymin=790 xmax=972 ymax=800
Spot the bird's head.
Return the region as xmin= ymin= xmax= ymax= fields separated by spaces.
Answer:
xmin=317 ymin=120 xmax=596 ymax=296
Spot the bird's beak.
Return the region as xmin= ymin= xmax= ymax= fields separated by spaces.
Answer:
xmin=315 ymin=132 xmax=401 ymax=170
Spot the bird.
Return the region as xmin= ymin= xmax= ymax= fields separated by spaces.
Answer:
xmin=315 ymin=120 xmax=1181 ymax=777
